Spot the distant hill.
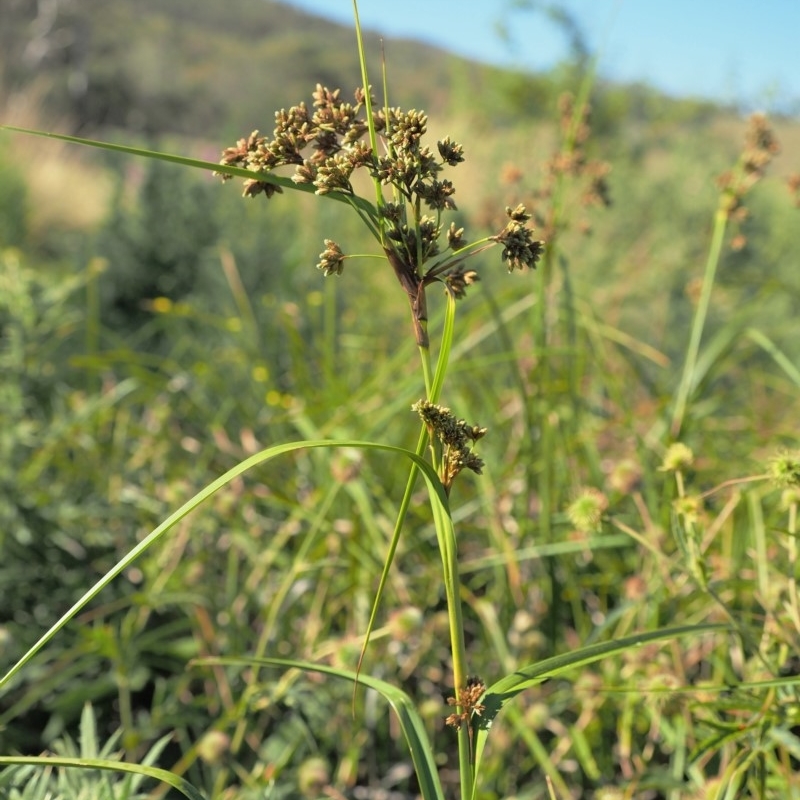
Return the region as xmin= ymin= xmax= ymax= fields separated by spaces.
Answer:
xmin=0 ymin=0 xmax=488 ymax=139
xmin=1 ymin=0 xmax=721 ymax=144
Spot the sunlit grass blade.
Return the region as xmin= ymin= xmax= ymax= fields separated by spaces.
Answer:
xmin=747 ymin=327 xmax=800 ymax=388
xmin=353 ymin=424 xmax=429 ymax=696
xmin=0 ymin=124 xmax=379 ymax=222
xmin=429 ymin=289 xmax=456 ymax=403
xmin=351 ymin=0 xmax=385 ymax=228
xmin=0 ymin=757 xmax=207 ymax=800
xmin=468 ymin=622 xmax=727 ymax=798
xmin=192 ymin=655 xmax=446 ymax=800
xmin=670 ymin=205 xmax=728 ymax=437
xmin=484 ymin=623 xmax=726 ymax=706
xmin=354 ymin=291 xmax=455 ymax=704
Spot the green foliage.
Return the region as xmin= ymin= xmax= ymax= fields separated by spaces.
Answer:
xmin=0 ymin=703 xmax=172 ymax=800
xmin=0 ymin=142 xmax=28 ymax=248
xmin=0 ymin=253 xmax=99 ymax=641
xmin=0 ymin=0 xmax=459 ymax=140
xmin=97 ymin=160 xmax=219 ymax=334
xmin=0 ymin=0 xmax=724 ymax=146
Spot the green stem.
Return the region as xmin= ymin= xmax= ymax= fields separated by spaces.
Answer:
xmin=424 ymin=239 xmax=496 ymax=279
xmin=417 ymin=282 xmax=474 ymax=794
xmin=670 ymin=207 xmax=728 ymax=437
xmin=322 ymin=276 xmax=337 ymax=389
xmin=115 ymin=660 xmax=134 ymax=751
xmin=535 ymin=246 xmax=558 ymax=647
xmin=85 ymin=258 xmax=100 ymax=369
xmin=220 ymin=484 xmax=342 ymax=793
xmin=352 ymin=0 xmax=386 ymax=243
xmin=419 ymin=333 xmax=434 ymax=400
xmin=431 ymin=489 xmax=471 ymax=794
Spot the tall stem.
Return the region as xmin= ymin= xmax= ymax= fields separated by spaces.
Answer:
xmin=670 ymin=206 xmax=728 ymax=437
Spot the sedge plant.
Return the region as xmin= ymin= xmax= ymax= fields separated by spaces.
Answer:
xmin=0 ymin=4 xmax=752 ymax=798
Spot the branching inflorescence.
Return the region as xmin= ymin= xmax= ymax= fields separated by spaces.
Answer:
xmin=218 ymin=84 xmax=543 ymax=348
xmin=413 ymin=400 xmax=487 ymax=494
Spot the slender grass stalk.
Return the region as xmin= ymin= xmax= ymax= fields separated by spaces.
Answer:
xmin=786 ymin=499 xmax=800 ymax=632
xmin=219 ymin=247 xmax=260 ymax=349
xmin=671 ymin=114 xmax=780 ymax=437
xmin=0 ymin=756 xmax=206 ymax=800
xmin=670 ymin=206 xmax=728 ymax=437
xmin=352 ymin=0 xmax=386 ymax=235
xmin=85 ymin=257 xmax=102 ymax=371
xmin=322 ymin=273 xmax=338 ymax=388
xmin=518 ymin=60 xmax=607 ymax=651
xmin=215 ymin=481 xmax=345 ymax=795
xmin=506 ymin=705 xmax=572 ymax=797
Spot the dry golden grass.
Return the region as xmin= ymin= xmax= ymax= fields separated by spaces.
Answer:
xmin=25 ymin=150 xmax=114 ymax=235
xmin=1 ymin=87 xmax=111 ymax=235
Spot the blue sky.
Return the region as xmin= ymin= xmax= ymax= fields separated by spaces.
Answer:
xmin=283 ymin=0 xmax=799 ymax=114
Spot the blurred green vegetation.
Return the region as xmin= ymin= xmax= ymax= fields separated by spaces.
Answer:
xmin=2 ymin=2 xmax=800 ymax=797
xmin=0 ymin=0 xmax=721 ymax=139
xmin=0 ymin=0 xmax=472 ymax=139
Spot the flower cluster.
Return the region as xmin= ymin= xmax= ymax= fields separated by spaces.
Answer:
xmin=552 ymin=94 xmax=612 ymax=208
xmin=317 ymin=239 xmax=346 ymax=276
xmin=491 ymin=205 xmax=545 ymax=272
xmin=566 ymin=487 xmax=608 ymax=533
xmin=412 ymin=400 xmax=487 ymax=492
xmin=443 ymin=266 xmax=480 ymax=300
xmin=768 ymin=450 xmax=800 ymax=489
xmin=716 ymin=113 xmax=781 ymax=248
xmin=494 ymin=92 xmax=611 ymax=244
xmin=445 ymin=676 xmax=486 ymax=729
xmin=218 ymin=83 xmax=544 ymax=343
xmin=217 ymin=85 xmax=372 ymax=197
xmin=789 ymin=173 xmax=800 ymax=208
xmin=659 ymin=443 xmax=694 ymax=473
xmin=742 ymin=112 xmax=780 ymax=177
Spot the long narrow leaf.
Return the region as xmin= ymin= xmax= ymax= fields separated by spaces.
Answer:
xmin=747 ymin=327 xmax=800 ymax=388
xmin=193 ymin=655 xmax=446 ymax=800
xmin=469 ymin=622 xmax=727 ymax=799
xmin=430 ymin=290 xmax=456 ymax=404
xmin=0 ymin=124 xmax=379 ymax=222
xmin=0 ymin=440 xmax=448 ymax=693
xmin=354 ymin=424 xmax=430 ymax=697
xmin=0 ymin=757 xmax=207 ymax=800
